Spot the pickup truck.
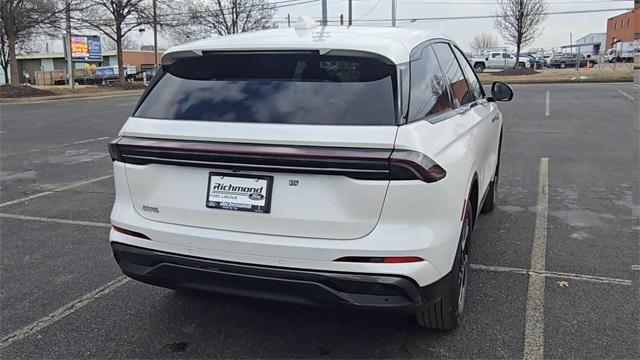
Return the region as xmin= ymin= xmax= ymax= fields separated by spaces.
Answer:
xmin=470 ymin=51 xmax=528 ymax=72
xmin=547 ymin=53 xmax=595 ymax=68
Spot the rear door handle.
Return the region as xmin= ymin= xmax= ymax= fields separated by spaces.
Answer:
xmin=491 ymin=115 xmax=499 ymax=123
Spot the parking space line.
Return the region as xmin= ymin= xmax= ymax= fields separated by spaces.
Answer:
xmin=618 ymin=90 xmax=635 ymax=102
xmin=523 ymin=158 xmax=548 ymax=360
xmin=1 ymin=211 xmax=631 ymax=286
xmin=0 ymin=174 xmax=113 ymax=208
xmin=1 ymin=137 xmax=113 ymax=158
xmin=471 ymin=264 xmax=632 ymax=286
xmin=0 ymin=276 xmax=130 ymax=350
xmin=71 ymin=136 xmax=111 ymax=145
xmin=0 ymin=213 xmax=110 ymax=228
xmin=545 ymin=91 xmax=550 ymax=116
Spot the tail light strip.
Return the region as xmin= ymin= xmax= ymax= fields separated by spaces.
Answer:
xmin=109 ymin=137 xmax=446 ymax=183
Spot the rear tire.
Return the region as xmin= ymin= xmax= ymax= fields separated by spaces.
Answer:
xmin=474 ymin=63 xmax=485 ymax=73
xmin=481 ymin=134 xmax=501 ymax=214
xmin=481 ymin=178 xmax=497 ymax=214
xmin=415 ymin=204 xmax=471 ymax=330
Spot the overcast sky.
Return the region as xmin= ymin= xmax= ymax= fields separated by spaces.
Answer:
xmin=123 ymin=0 xmax=636 ymax=53
xmin=268 ymin=0 xmax=635 ymax=51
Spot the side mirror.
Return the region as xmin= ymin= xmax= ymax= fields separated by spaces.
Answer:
xmin=488 ymin=81 xmax=513 ymax=102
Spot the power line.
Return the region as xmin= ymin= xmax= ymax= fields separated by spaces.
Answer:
xmin=357 ymin=0 xmax=384 ymax=19
xmin=390 ymin=0 xmax=632 ymax=3
xmin=345 ymin=7 xmax=633 ymax=22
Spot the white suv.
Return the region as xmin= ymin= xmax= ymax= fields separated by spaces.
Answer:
xmin=108 ymin=23 xmax=513 ymax=330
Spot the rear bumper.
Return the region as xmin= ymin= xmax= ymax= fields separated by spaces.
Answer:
xmin=112 ymin=242 xmax=423 ymax=310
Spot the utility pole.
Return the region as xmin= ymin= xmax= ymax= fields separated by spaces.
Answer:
xmin=287 ymin=14 xmax=291 ymax=27
xmin=348 ymin=0 xmax=352 ymax=26
xmin=321 ymin=0 xmax=327 ymax=26
xmin=569 ymin=32 xmax=572 ymax=54
xmin=65 ymin=0 xmax=74 ymax=89
xmin=153 ymin=0 xmax=158 ymax=70
xmin=391 ymin=0 xmax=397 ymax=27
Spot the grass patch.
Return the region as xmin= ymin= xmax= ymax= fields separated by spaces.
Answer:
xmin=479 ymin=69 xmax=633 ymax=84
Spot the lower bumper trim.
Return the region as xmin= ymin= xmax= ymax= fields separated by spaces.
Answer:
xmin=111 ymin=242 xmax=422 ymax=310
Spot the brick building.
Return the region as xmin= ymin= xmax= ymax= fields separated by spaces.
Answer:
xmin=605 ymin=0 xmax=640 ymax=50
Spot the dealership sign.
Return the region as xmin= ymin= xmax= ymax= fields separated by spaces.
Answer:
xmin=71 ymin=35 xmax=102 ymax=62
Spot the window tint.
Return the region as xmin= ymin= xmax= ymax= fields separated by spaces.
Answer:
xmin=451 ymin=46 xmax=483 ymax=100
xmin=432 ymin=43 xmax=474 ymax=107
xmin=408 ymin=45 xmax=452 ymax=121
xmin=491 ymin=53 xmax=501 ymax=58
xmin=135 ymin=52 xmax=398 ymax=125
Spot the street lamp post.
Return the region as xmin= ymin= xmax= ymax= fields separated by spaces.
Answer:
xmin=153 ymin=0 xmax=158 ymax=70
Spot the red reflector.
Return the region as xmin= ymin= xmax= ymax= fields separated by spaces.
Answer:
xmin=112 ymin=225 xmax=151 ymax=240
xmin=382 ymin=257 xmax=423 ymax=263
xmin=334 ymin=256 xmax=423 ymax=263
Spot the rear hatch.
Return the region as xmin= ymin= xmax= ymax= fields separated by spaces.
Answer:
xmin=114 ymin=51 xmax=401 ymax=240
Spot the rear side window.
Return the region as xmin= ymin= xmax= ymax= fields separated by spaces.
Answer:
xmin=432 ymin=43 xmax=474 ymax=107
xmin=134 ymin=52 xmax=398 ymax=125
xmin=408 ymin=45 xmax=452 ymax=121
xmin=451 ymin=46 xmax=484 ymax=100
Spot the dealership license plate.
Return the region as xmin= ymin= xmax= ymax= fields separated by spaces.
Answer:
xmin=206 ymin=173 xmax=272 ymax=213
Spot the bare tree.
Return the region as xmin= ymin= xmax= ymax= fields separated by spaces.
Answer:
xmin=494 ymin=0 xmax=547 ymax=69
xmin=102 ymin=34 xmax=136 ymax=51
xmin=0 ymin=25 xmax=35 ymax=83
xmin=185 ymin=0 xmax=275 ymax=37
xmin=0 ymin=19 xmax=12 ymax=84
xmin=74 ymin=0 xmax=154 ymax=83
xmin=469 ymin=33 xmax=499 ymax=53
xmin=0 ymin=0 xmax=61 ymax=85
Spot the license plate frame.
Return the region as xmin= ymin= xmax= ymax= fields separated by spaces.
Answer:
xmin=206 ymin=172 xmax=273 ymax=213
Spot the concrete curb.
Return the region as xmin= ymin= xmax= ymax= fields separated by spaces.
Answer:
xmin=0 ymin=89 xmax=145 ymax=104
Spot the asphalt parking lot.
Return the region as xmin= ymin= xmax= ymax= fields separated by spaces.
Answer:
xmin=0 ymin=83 xmax=638 ymax=359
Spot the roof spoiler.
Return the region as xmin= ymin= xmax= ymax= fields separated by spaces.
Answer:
xmin=161 ymin=49 xmax=203 ymax=66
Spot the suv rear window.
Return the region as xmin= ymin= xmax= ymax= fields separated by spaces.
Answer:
xmin=135 ymin=52 xmax=398 ymax=125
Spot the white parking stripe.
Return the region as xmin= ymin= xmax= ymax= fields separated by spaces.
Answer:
xmin=618 ymin=90 xmax=635 ymax=102
xmin=1 ymin=136 xmax=113 ymax=157
xmin=71 ymin=136 xmax=111 ymax=145
xmin=0 ymin=203 xmax=632 ymax=347
xmin=0 ymin=276 xmax=130 ymax=350
xmin=471 ymin=264 xmax=632 ymax=286
xmin=523 ymin=158 xmax=549 ymax=360
xmin=545 ymin=91 xmax=550 ymax=116
xmin=530 ymin=158 xmax=549 ymax=273
xmin=0 ymin=174 xmax=113 ymax=208
xmin=0 ymin=213 xmax=110 ymax=228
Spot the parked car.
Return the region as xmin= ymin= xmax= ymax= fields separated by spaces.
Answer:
xmin=548 ymin=54 xmax=593 ymax=68
xmin=470 ymin=50 xmax=528 ymax=72
xmin=525 ymin=54 xmax=544 ymax=69
xmin=108 ymin=20 xmax=513 ymax=330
